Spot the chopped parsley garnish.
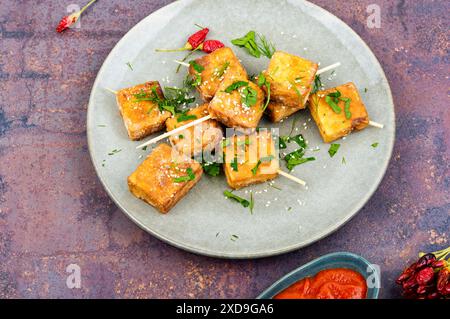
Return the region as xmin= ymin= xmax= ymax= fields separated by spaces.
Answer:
xmin=286 ymin=157 xmax=315 ymax=170
xmin=142 ymin=146 xmax=147 ymax=151
xmin=189 ymin=60 xmax=204 ymax=73
xmin=231 ymin=31 xmax=261 ymax=58
xmin=342 ymin=156 xmax=346 ymax=164
xmin=108 ymin=149 xmax=122 ymax=155
xmin=311 ymin=75 xmax=323 ymax=94
xmin=328 ymin=143 xmax=340 ymax=157
xmin=224 ymin=190 xmax=250 ymax=208
xmin=249 ymin=193 xmax=254 ymax=214
xmin=231 ymin=31 xmax=275 ymax=58
xmin=126 ymin=62 xmax=133 ymax=71
xmin=178 ymin=134 xmax=184 ymax=139
xmin=257 ymin=72 xmax=271 ymax=111
xmin=364 ymin=88 xmax=368 ymax=93
xmin=279 ymin=133 xmax=315 ymax=170
xmin=231 ymin=156 xmax=239 ymax=171
xmin=133 ymin=86 xmax=195 ymax=116
xmin=230 ymin=234 xmax=239 ymax=241
xmin=215 ymin=61 xmax=230 ymax=78
xmin=325 ymin=90 xmax=352 ymax=119
xmin=256 ymin=33 xmax=276 ymax=58
xmin=202 ymin=161 xmax=221 ymax=177
xmin=97 ymin=124 xmax=106 ymax=127
xmin=241 ymin=86 xmax=258 ymax=107
xmin=371 ymin=142 xmax=379 ymax=148
xmin=251 ymin=155 xmax=274 ymax=175
xmin=225 ymin=81 xmax=248 ymax=93
xmin=173 ymin=167 xmax=196 ymax=183
xmin=177 ymin=113 xmax=197 ymax=122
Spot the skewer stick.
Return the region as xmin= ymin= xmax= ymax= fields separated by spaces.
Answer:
xmin=174 ymin=60 xmax=341 ymax=76
xmin=136 ymin=115 xmax=213 ymax=149
xmin=105 ymin=87 xmax=118 ymax=95
xmin=316 ymin=62 xmax=341 ymax=75
xmin=369 ymin=120 xmax=384 ymax=129
xmin=174 ymin=60 xmax=190 ymax=67
xmin=277 ymin=170 xmax=307 ymax=186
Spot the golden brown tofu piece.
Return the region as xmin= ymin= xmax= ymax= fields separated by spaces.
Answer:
xmin=128 ymin=144 xmax=203 ymax=213
xmin=188 ymin=47 xmax=247 ymax=101
xmin=165 ymin=104 xmax=223 ymax=156
xmin=208 ymin=74 xmax=265 ymax=129
xmin=263 ymin=51 xmax=318 ymax=110
xmin=308 ymin=82 xmax=370 ymax=143
xmin=116 ymin=81 xmax=171 ymax=140
xmin=265 ymin=101 xmax=302 ymax=123
xmin=223 ymin=131 xmax=279 ymax=189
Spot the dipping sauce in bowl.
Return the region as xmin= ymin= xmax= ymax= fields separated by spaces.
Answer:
xmin=274 ymin=268 xmax=367 ymax=299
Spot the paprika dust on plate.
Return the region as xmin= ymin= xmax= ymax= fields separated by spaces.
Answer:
xmin=274 ymin=268 xmax=368 ymax=299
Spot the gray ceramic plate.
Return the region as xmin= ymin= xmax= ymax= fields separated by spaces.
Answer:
xmin=87 ymin=0 xmax=395 ymax=258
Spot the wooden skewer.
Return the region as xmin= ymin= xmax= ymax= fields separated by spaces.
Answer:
xmin=174 ymin=60 xmax=190 ymax=67
xmin=316 ymin=62 xmax=341 ymax=75
xmin=277 ymin=170 xmax=306 ymax=186
xmin=105 ymin=87 xmax=118 ymax=95
xmin=369 ymin=120 xmax=384 ymax=128
xmin=136 ymin=115 xmax=213 ymax=149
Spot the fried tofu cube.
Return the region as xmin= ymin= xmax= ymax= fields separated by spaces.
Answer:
xmin=116 ymin=81 xmax=171 ymax=140
xmin=264 ymin=51 xmax=318 ymax=110
xmin=223 ymin=131 xmax=279 ymax=189
xmin=308 ymin=82 xmax=370 ymax=143
xmin=265 ymin=101 xmax=301 ymax=123
xmin=188 ymin=47 xmax=247 ymax=101
xmin=208 ymin=74 xmax=265 ymax=129
xmin=128 ymin=144 xmax=203 ymax=213
xmin=165 ymin=104 xmax=223 ymax=156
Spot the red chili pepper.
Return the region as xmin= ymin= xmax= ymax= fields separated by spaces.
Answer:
xmin=187 ymin=28 xmax=209 ymax=50
xmin=199 ymin=40 xmax=225 ymax=53
xmin=156 ymin=28 xmax=209 ymax=52
xmin=56 ymin=0 xmax=97 ymax=33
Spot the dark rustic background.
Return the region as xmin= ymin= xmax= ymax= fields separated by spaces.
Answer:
xmin=0 ymin=0 xmax=448 ymax=298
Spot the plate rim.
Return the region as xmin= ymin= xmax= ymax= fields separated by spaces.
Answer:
xmin=87 ymin=0 xmax=396 ymax=259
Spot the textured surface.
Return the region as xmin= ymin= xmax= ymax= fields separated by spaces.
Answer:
xmin=0 ymin=0 xmax=448 ymax=298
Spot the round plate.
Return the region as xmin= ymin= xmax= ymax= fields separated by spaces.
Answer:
xmin=87 ymin=0 xmax=395 ymax=258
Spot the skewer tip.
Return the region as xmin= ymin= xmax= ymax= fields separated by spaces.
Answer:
xmin=369 ymin=120 xmax=384 ymax=129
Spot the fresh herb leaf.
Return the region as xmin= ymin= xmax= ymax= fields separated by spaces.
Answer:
xmin=230 ymin=234 xmax=239 ymax=241
xmin=108 ymin=149 xmax=122 ymax=156
xmin=289 ymin=134 xmax=306 ymax=148
xmin=133 ymin=86 xmax=195 ymax=116
xmin=342 ymin=97 xmax=352 ymax=119
xmin=256 ymin=33 xmax=276 ymax=58
xmin=311 ymin=75 xmax=323 ymax=94
xmin=328 ymin=143 xmax=340 ymax=157
xmin=202 ymin=161 xmax=222 ymax=176
xmin=241 ymin=86 xmax=258 ymax=107
xmin=251 ymin=160 xmax=261 ymax=175
xmin=286 ymin=157 xmax=315 ymax=171
xmin=325 ymin=95 xmax=342 ymax=114
xmin=224 ymin=190 xmax=250 ymax=208
xmin=126 ymin=62 xmax=133 ymax=71
xmin=231 ymin=31 xmax=261 ymax=58
xmin=232 ymin=31 xmax=275 ymax=59
xmin=177 ymin=113 xmax=197 ymax=122
xmin=178 ymin=135 xmax=184 ymax=139
xmin=189 ymin=60 xmax=204 ymax=73
xmin=342 ymin=156 xmax=346 ymax=164
xmin=173 ymin=167 xmax=196 ymax=183
xmin=257 ymin=72 xmax=271 ymax=111
xmin=142 ymin=146 xmax=147 ymax=151
xmin=279 ymin=136 xmax=289 ymax=149
xmin=364 ymin=88 xmax=368 ymax=93
xmin=215 ymin=61 xmax=230 ymax=78
xmin=249 ymin=193 xmax=254 ymax=214
xmin=225 ymin=81 xmax=248 ymax=93
xmin=371 ymin=142 xmax=379 ymax=148
xmin=231 ymin=156 xmax=239 ymax=171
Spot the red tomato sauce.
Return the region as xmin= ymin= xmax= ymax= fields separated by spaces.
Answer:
xmin=274 ymin=268 xmax=367 ymax=299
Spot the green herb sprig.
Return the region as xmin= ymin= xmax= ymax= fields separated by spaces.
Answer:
xmin=325 ymin=90 xmax=352 ymax=119
xmin=231 ymin=31 xmax=276 ymax=58
xmin=173 ymin=167 xmax=196 ymax=183
xmin=257 ymin=72 xmax=271 ymax=111
xmin=328 ymin=143 xmax=340 ymax=157
xmin=224 ymin=190 xmax=250 ymax=208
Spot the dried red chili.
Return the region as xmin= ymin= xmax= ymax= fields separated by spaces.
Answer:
xmin=156 ymin=28 xmax=209 ymax=52
xmin=56 ymin=0 xmax=97 ymax=33
xmin=199 ymin=40 xmax=225 ymax=53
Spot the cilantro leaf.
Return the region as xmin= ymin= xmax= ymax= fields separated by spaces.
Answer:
xmin=224 ymin=190 xmax=250 ymax=208
xmin=225 ymin=81 xmax=248 ymax=93
xmin=328 ymin=143 xmax=340 ymax=157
